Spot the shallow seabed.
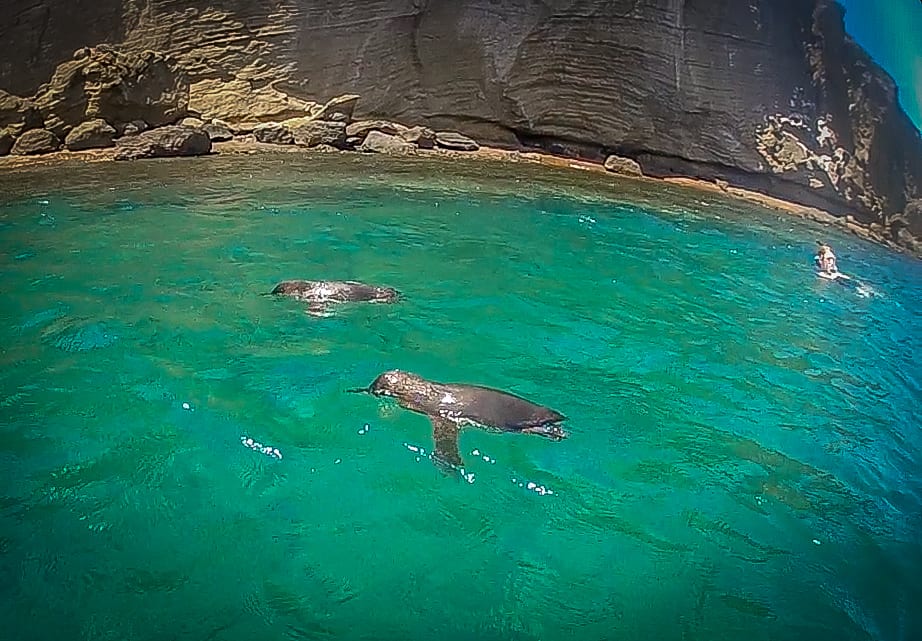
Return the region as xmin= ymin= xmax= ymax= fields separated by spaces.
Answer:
xmin=0 ymin=154 xmax=919 ymax=641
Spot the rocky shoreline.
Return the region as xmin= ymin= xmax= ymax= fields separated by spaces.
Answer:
xmin=1 ymin=123 xmax=915 ymax=259
xmin=1 ymin=45 xmax=919 ymax=258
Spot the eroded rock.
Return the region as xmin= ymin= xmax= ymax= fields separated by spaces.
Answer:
xmin=310 ymin=94 xmax=359 ymax=123
xmin=33 ymin=47 xmax=188 ymax=138
xmin=11 ymin=128 xmax=60 ymax=155
xmin=286 ymin=118 xmax=346 ymax=148
xmin=434 ymin=131 xmax=479 ymax=151
xmin=0 ymin=128 xmax=14 ymax=156
xmin=64 ymin=118 xmax=116 ymax=150
xmin=603 ymin=155 xmax=643 ymax=177
xmin=203 ymin=119 xmax=233 ymax=142
xmin=114 ymin=125 xmax=210 ymax=160
xmin=0 ymin=90 xmax=43 ymax=136
xmin=252 ymin=122 xmax=293 ymax=145
xmin=120 ymin=120 xmax=148 ymax=136
xmin=359 ymin=130 xmax=415 ymax=154
xmin=401 ymin=126 xmax=436 ymax=149
xmin=188 ymin=78 xmax=318 ymax=127
xmin=345 ymin=120 xmax=407 ymax=139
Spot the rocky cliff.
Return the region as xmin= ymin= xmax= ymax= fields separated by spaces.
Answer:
xmin=1 ymin=0 xmax=920 ymax=249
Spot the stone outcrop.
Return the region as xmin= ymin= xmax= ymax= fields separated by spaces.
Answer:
xmin=0 ymin=129 xmax=14 ymax=156
xmin=11 ymin=128 xmax=60 ymax=155
xmin=359 ymin=130 xmax=415 ymax=155
xmin=188 ymin=79 xmax=318 ymax=129
xmin=31 ymin=46 xmax=188 ymax=138
xmin=346 ymin=120 xmax=407 ymax=140
xmin=604 ymin=155 xmax=643 ymax=177
xmin=203 ymin=119 xmax=233 ymax=142
xmin=0 ymin=0 xmax=920 ymax=252
xmin=64 ymin=118 xmax=116 ymax=150
xmin=400 ymin=126 xmax=436 ymax=149
xmin=114 ymin=124 xmax=210 ymax=160
xmin=121 ymin=120 xmax=148 ymax=136
xmin=252 ymin=122 xmax=293 ymax=145
xmin=0 ymin=90 xmax=43 ymax=136
xmin=434 ymin=131 xmax=479 ymax=152
xmin=286 ymin=118 xmax=346 ymax=148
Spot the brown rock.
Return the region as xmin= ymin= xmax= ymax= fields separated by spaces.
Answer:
xmin=114 ymin=125 xmax=211 ymax=160
xmin=359 ymin=131 xmax=415 ymax=154
xmin=180 ymin=117 xmax=205 ymax=128
xmin=0 ymin=128 xmax=14 ymax=156
xmin=64 ymin=118 xmax=116 ymax=150
xmin=310 ymin=94 xmax=360 ymax=123
xmin=11 ymin=128 xmax=61 ymax=155
xmin=0 ymin=90 xmax=43 ymax=136
xmin=252 ymin=122 xmax=293 ymax=145
xmin=434 ymin=131 xmax=479 ymax=151
xmin=603 ymin=155 xmax=643 ymax=177
xmin=33 ymin=47 xmax=188 ymax=138
xmin=203 ymin=119 xmax=233 ymax=142
xmin=345 ymin=119 xmax=407 ymax=139
xmin=286 ymin=119 xmax=346 ymax=148
xmin=188 ymin=79 xmax=318 ymax=126
xmin=120 ymin=120 xmax=148 ymax=136
xmin=400 ymin=126 xmax=436 ymax=149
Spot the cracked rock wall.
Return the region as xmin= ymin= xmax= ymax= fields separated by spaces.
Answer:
xmin=1 ymin=0 xmax=920 ymax=223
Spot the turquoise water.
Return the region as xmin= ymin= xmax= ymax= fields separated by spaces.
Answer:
xmin=0 ymin=154 xmax=919 ymax=641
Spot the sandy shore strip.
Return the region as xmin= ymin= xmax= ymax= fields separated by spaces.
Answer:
xmin=0 ymin=139 xmax=910 ymax=257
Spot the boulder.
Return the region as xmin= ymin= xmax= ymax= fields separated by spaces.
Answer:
xmin=359 ymin=131 xmax=415 ymax=154
xmin=286 ymin=118 xmax=346 ymax=148
xmin=188 ymin=78 xmax=318 ymax=126
xmin=252 ymin=122 xmax=293 ymax=144
xmin=434 ymin=131 xmax=479 ymax=151
xmin=114 ymin=125 xmax=211 ymax=160
xmin=345 ymin=119 xmax=407 ymax=139
xmin=603 ymin=154 xmax=643 ymax=177
xmin=310 ymin=94 xmax=360 ymax=123
xmin=401 ymin=125 xmax=436 ymax=149
xmin=64 ymin=118 xmax=116 ymax=150
xmin=0 ymin=128 xmax=14 ymax=156
xmin=120 ymin=120 xmax=148 ymax=136
xmin=180 ymin=117 xmax=204 ymax=128
xmin=33 ymin=47 xmax=188 ymax=138
xmin=203 ymin=119 xmax=233 ymax=142
xmin=11 ymin=128 xmax=61 ymax=155
xmin=0 ymin=90 xmax=43 ymax=136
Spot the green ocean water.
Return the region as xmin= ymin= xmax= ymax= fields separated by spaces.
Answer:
xmin=0 ymin=154 xmax=919 ymax=641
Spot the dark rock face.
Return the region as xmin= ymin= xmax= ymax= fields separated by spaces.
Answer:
xmin=0 ymin=0 xmax=919 ymax=239
xmin=64 ymin=118 xmax=116 ymax=150
xmin=0 ymin=129 xmax=14 ymax=156
xmin=114 ymin=124 xmax=210 ymax=160
xmin=11 ymin=128 xmax=60 ymax=155
xmin=120 ymin=120 xmax=148 ymax=136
